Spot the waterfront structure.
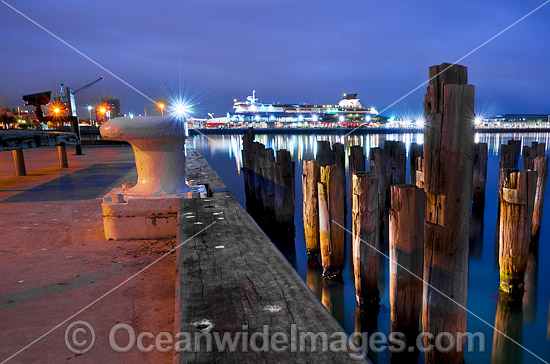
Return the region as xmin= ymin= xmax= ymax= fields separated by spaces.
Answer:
xmin=225 ymin=90 xmax=386 ymax=127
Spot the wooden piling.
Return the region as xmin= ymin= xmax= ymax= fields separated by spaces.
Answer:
xmin=499 ymin=169 xmax=536 ymax=297
xmin=472 ymin=143 xmax=488 ymax=203
xmin=57 ymin=145 xmax=69 ymax=168
xmin=415 ymin=157 xmax=424 ymax=188
xmin=369 ymin=147 xmax=387 ymax=240
xmin=316 ymin=140 xmax=332 ymax=166
xmin=522 ymin=141 xmax=545 ymax=171
xmin=409 ymin=143 xmax=423 ymax=185
xmin=422 ymin=63 xmax=474 ymax=363
xmin=12 ymin=149 xmax=26 ymax=176
xmin=349 ymin=145 xmax=366 ymax=206
xmin=351 ymin=172 xmax=380 ymax=307
xmin=530 ymin=156 xmax=548 ymax=243
xmin=274 ymin=149 xmax=295 ymax=229
xmin=262 ymin=148 xmax=276 ymax=221
xmin=331 ymin=142 xmax=346 ymax=187
xmin=384 ymin=140 xmax=407 ymax=199
xmin=495 ymin=140 xmax=522 ymax=248
xmin=318 ymin=164 xmax=345 ymax=279
xmin=389 ymin=185 xmax=425 ymax=338
xmin=302 ymin=160 xmax=321 ymax=264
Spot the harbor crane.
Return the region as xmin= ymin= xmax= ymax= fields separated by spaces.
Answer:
xmin=22 ymin=75 xmax=104 ymax=120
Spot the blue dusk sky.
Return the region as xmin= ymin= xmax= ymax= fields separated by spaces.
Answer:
xmin=0 ymin=0 xmax=548 ymax=118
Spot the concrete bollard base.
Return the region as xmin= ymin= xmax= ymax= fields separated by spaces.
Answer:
xmin=102 ymin=185 xmax=206 ymax=240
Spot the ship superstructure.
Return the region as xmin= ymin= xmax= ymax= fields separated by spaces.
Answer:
xmin=227 ymin=90 xmax=384 ymax=126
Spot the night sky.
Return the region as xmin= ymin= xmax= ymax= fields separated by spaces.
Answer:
xmin=0 ymin=0 xmax=548 ymax=119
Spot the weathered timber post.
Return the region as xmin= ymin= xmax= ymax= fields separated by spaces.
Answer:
xmin=415 ymin=157 xmax=424 ymax=188
xmin=274 ymin=149 xmax=295 ymax=229
xmin=302 ymin=160 xmax=321 ymax=264
xmin=12 ymin=149 xmax=26 ymax=176
xmin=530 ymin=156 xmax=548 ymax=243
xmin=472 ymin=142 xmax=488 ymax=203
xmin=318 ymin=164 xmax=345 ymax=279
xmin=389 ymin=185 xmax=425 ymax=341
xmin=384 ymin=140 xmax=407 ymax=200
xmin=523 ymin=251 xmax=538 ymax=323
xmin=422 ymin=63 xmax=474 ymax=363
xmin=57 ymin=145 xmax=69 ymax=168
xmin=522 ymin=141 xmax=545 ymax=171
xmin=352 ymin=172 xmax=379 ymax=307
xmin=409 ymin=142 xmax=423 ymax=185
xmin=495 ymin=140 xmax=522 ymax=252
xmin=369 ymin=147 xmax=387 ymax=239
xmin=262 ymin=148 xmax=276 ymax=223
xmin=331 ymin=142 xmax=346 ymax=191
xmin=499 ymin=169 xmax=536 ymax=297
xmin=349 ymin=145 xmax=366 ymax=205
xmin=316 ymin=140 xmax=333 ymax=166
xmin=491 ymin=294 xmax=524 ymax=364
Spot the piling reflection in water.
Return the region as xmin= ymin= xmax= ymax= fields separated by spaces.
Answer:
xmin=469 ymin=200 xmax=485 ymax=260
xmin=491 ymin=293 xmax=524 ymax=364
xmin=355 ymin=306 xmax=381 ymax=364
xmin=523 ymin=250 xmax=539 ymax=323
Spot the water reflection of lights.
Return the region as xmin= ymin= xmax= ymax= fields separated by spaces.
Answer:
xmin=189 ymin=133 xmax=427 ymax=172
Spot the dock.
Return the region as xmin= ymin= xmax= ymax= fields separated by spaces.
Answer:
xmin=176 ymin=152 xmax=368 ymax=363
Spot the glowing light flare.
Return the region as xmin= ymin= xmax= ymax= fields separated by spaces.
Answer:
xmin=474 ymin=116 xmax=484 ymax=125
xmin=170 ymin=101 xmax=194 ymax=119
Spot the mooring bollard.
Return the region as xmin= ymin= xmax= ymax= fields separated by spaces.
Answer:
xmin=409 ymin=143 xmax=423 ymax=186
xmin=472 ymin=142 xmax=488 ymax=203
xmin=422 ymin=63 xmax=474 ymax=363
xmin=318 ymin=164 xmax=345 ymax=279
xmin=302 ymin=160 xmax=321 ymax=264
xmin=499 ymin=169 xmax=536 ymax=297
xmin=351 ymin=172 xmax=379 ymax=307
xmin=530 ymin=156 xmax=548 ymax=243
xmin=389 ymin=185 xmax=425 ymax=339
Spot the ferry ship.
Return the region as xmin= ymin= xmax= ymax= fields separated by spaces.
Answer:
xmin=217 ymin=90 xmax=386 ymax=128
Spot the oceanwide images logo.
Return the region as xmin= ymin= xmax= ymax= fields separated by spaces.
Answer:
xmin=64 ymin=320 xmax=485 ymax=358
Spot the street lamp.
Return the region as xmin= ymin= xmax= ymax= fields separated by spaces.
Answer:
xmin=88 ymin=105 xmax=92 ymax=121
xmin=158 ymin=102 xmax=165 ymax=116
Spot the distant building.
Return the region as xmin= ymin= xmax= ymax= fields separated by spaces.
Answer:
xmin=0 ymin=107 xmax=15 ymax=117
xmin=102 ymin=98 xmax=122 ymax=117
xmin=485 ymin=114 xmax=550 ymax=123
